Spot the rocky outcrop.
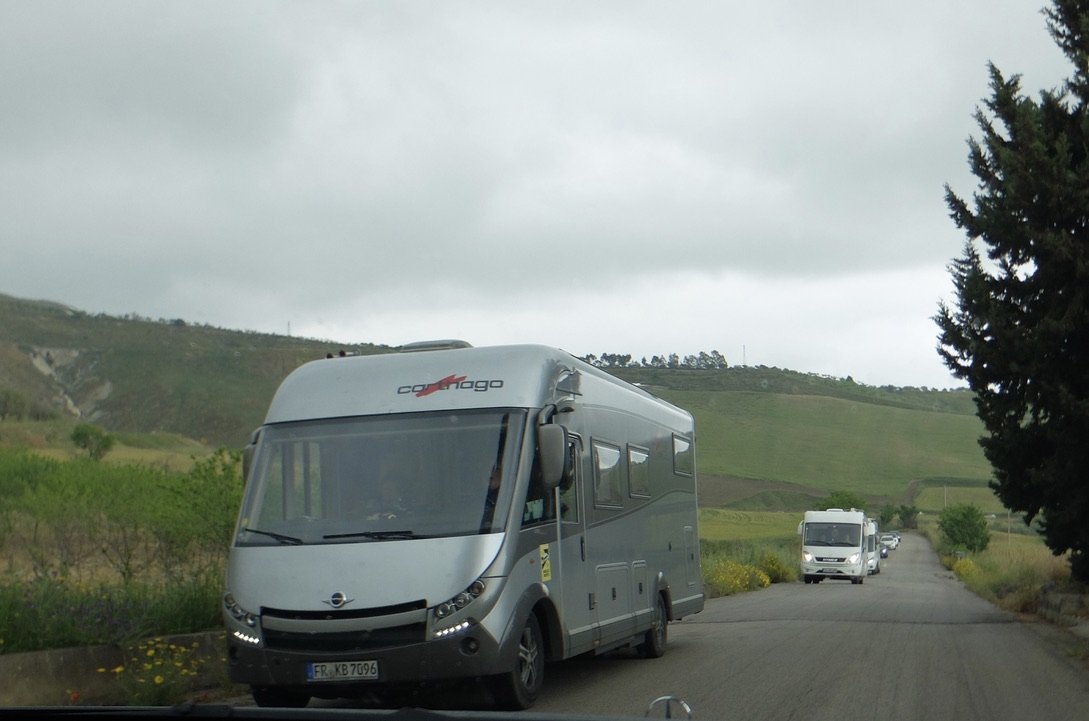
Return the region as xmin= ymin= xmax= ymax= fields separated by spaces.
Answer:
xmin=25 ymin=347 xmax=113 ymax=419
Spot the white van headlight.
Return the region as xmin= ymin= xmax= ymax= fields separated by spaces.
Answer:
xmin=847 ymin=553 xmax=861 ymax=565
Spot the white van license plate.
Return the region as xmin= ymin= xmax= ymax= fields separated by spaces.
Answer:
xmin=306 ymin=660 xmax=379 ymax=682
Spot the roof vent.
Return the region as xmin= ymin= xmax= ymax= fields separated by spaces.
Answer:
xmin=397 ymin=340 xmax=473 ymax=353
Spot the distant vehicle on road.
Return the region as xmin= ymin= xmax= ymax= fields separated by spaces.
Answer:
xmin=799 ymin=508 xmax=868 ymax=584
xmin=880 ymin=533 xmax=899 ymax=550
xmin=866 ymin=518 xmax=881 ymax=575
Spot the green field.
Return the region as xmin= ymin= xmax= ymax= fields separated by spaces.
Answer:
xmin=915 ymin=484 xmax=1006 ymax=515
xmin=664 ymin=389 xmax=991 ymax=502
xmin=699 ymin=508 xmax=800 ymax=541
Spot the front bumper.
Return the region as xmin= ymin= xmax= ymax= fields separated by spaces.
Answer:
xmin=801 ymin=562 xmax=865 ymax=579
xmin=227 ymin=621 xmax=505 ymax=692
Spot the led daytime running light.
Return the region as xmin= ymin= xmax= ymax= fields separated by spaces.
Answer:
xmin=233 ymin=630 xmax=260 ymax=645
xmin=433 ymin=620 xmax=471 ymax=638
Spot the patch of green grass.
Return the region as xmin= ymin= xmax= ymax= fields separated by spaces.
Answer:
xmin=700 ymin=509 xmax=800 ymax=540
xmin=0 ymin=576 xmax=221 ymax=654
xmin=670 ymin=390 xmax=991 ymax=498
xmin=915 ymin=484 xmax=1006 ymax=514
xmin=924 ymin=519 xmax=1071 ymax=613
xmin=700 ymin=535 xmax=799 ymax=596
xmin=723 ymin=490 xmax=823 ymax=512
xmin=697 ymin=509 xmax=801 ymax=596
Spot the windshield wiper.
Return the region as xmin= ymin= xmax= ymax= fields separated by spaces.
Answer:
xmin=242 ymin=527 xmax=304 ymax=545
xmin=323 ymin=530 xmax=422 ymax=540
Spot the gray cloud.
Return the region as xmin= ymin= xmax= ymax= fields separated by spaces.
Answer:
xmin=0 ymin=1 xmax=1072 ymax=387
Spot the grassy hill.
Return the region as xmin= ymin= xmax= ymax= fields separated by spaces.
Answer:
xmin=672 ymin=389 xmax=991 ymax=511
xmin=0 ymin=291 xmax=995 ymax=510
xmin=0 ymin=292 xmax=388 ymax=446
xmin=606 ymin=366 xmax=991 ymax=511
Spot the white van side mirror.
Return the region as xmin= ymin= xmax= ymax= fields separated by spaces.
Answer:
xmin=242 ymin=429 xmax=260 ymax=486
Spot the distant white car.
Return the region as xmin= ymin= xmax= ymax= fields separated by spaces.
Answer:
xmin=880 ymin=533 xmax=899 ymax=550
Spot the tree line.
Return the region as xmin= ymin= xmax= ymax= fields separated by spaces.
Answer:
xmin=579 ymin=350 xmax=728 ymax=370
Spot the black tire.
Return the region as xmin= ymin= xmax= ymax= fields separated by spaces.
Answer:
xmin=638 ymin=594 xmax=668 ymax=658
xmin=251 ymin=686 xmax=310 ymax=708
xmin=491 ymin=614 xmax=544 ymax=710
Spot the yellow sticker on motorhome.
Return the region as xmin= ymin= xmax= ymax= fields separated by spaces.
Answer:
xmin=539 ymin=544 xmax=552 ymax=582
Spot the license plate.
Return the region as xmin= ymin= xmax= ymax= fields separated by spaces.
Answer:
xmin=306 ymin=660 xmax=379 ymax=682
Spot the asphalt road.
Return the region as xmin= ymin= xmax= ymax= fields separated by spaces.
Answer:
xmin=275 ymin=534 xmax=1089 ymax=720
xmin=527 ymin=533 xmax=1089 ymax=721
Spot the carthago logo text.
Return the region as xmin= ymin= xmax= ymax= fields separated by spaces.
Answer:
xmin=398 ymin=373 xmax=505 ymax=397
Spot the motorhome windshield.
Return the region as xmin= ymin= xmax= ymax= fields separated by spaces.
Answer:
xmin=803 ymin=522 xmax=862 ymax=547
xmin=236 ymin=409 xmax=526 ymax=546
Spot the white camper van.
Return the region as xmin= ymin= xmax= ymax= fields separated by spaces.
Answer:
xmin=798 ymin=508 xmax=868 ymax=584
xmin=223 ymin=342 xmax=704 ymax=709
xmin=865 ymin=518 xmax=880 ymax=575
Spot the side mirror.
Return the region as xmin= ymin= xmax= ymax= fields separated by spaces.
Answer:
xmin=242 ymin=429 xmax=260 ymax=486
xmin=537 ymin=424 xmax=568 ymax=491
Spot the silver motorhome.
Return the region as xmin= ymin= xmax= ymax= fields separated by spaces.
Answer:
xmin=223 ymin=342 xmax=704 ymax=708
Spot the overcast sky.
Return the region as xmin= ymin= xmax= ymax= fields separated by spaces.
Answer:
xmin=0 ymin=1 xmax=1073 ymax=388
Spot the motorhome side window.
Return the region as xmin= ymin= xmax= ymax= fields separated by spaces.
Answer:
xmin=628 ymin=445 xmax=650 ymax=497
xmin=673 ymin=434 xmax=694 ymax=477
xmin=592 ymin=440 xmax=623 ymax=507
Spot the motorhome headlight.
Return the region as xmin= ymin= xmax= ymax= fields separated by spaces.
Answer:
xmin=803 ymin=552 xmax=814 ymax=563
xmin=847 ymin=553 xmax=862 ymax=565
xmin=223 ymin=593 xmax=258 ymax=628
xmin=433 ymin=580 xmax=486 ymax=620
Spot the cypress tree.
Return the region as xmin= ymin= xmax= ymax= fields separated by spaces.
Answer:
xmin=936 ymin=0 xmax=1089 ymax=582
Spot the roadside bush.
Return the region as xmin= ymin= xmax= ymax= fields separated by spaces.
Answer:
xmin=757 ymin=550 xmax=796 ymax=584
xmin=0 ymin=446 xmax=240 ymax=653
xmin=939 ymin=503 xmax=990 ymax=553
xmin=71 ymin=423 xmax=115 ymax=461
xmin=0 ymin=575 xmax=222 ymax=654
xmin=704 ymin=559 xmax=770 ymax=596
xmin=700 ymin=536 xmax=796 ymax=595
xmin=952 ymin=557 xmax=979 ymax=580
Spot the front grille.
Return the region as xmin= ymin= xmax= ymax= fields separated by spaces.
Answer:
xmin=263 ymin=622 xmax=426 ymax=653
xmin=260 ymin=599 xmax=428 ymax=653
xmin=263 ymin=599 xmax=426 ymax=621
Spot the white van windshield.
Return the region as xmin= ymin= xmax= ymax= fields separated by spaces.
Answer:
xmin=235 ymin=409 xmax=526 ymax=545
xmin=803 ymin=522 xmax=862 ymax=547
